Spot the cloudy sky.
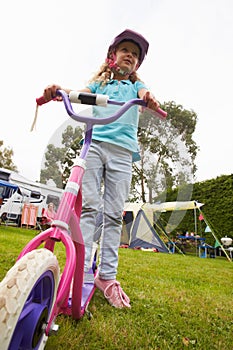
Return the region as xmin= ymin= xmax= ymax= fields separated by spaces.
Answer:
xmin=1 ymin=0 xmax=232 ymax=183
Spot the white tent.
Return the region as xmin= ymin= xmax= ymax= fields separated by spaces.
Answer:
xmin=122 ymin=201 xmax=204 ymax=253
xmin=122 ymin=202 xmax=169 ymax=252
xmin=144 ymin=201 xmax=204 ymax=212
xmin=122 ymin=201 xmax=232 ymax=261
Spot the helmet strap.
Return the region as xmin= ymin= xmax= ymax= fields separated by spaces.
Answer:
xmin=106 ymin=53 xmax=134 ymax=77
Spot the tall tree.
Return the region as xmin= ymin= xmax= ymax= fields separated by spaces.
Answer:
xmin=130 ymin=101 xmax=198 ymax=203
xmin=40 ymin=125 xmax=83 ymax=188
xmin=0 ymin=140 xmax=17 ymax=171
xmin=62 ymin=125 xmax=83 ymax=185
xmin=41 ymin=101 xmax=198 ymax=201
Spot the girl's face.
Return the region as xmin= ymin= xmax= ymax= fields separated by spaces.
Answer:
xmin=115 ymin=41 xmax=140 ymax=74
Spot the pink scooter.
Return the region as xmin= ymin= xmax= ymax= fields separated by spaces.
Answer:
xmin=0 ymin=90 xmax=167 ymax=350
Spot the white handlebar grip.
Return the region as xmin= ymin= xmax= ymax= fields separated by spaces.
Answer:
xmin=95 ymin=94 xmax=109 ymax=106
xmin=69 ymin=91 xmax=108 ymax=106
xmin=69 ymin=91 xmax=82 ymax=103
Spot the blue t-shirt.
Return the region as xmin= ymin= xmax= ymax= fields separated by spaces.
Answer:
xmin=87 ymin=79 xmax=147 ymax=154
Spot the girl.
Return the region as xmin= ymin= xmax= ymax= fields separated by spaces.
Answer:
xmin=43 ymin=29 xmax=160 ymax=308
xmin=42 ymin=202 xmax=56 ymax=225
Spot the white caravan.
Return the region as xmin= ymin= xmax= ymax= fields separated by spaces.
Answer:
xmin=0 ymin=168 xmax=63 ymax=226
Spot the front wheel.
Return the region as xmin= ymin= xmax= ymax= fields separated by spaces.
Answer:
xmin=0 ymin=248 xmax=60 ymax=350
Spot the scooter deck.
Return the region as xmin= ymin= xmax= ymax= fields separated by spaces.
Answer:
xmin=81 ymin=270 xmax=96 ymax=310
xmin=62 ymin=270 xmax=96 ymax=316
xmin=81 ymin=282 xmax=96 ymax=309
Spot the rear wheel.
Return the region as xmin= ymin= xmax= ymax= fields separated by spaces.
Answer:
xmin=0 ymin=248 xmax=60 ymax=350
xmin=1 ymin=212 xmax=7 ymax=222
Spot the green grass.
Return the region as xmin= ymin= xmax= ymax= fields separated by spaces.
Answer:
xmin=0 ymin=225 xmax=232 ymax=350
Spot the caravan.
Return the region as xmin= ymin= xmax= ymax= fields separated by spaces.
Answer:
xmin=0 ymin=168 xmax=63 ymax=226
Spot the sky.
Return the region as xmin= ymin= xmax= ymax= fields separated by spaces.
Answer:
xmin=1 ymin=0 xmax=232 ymax=184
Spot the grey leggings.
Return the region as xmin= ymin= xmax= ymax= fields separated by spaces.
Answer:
xmin=80 ymin=141 xmax=132 ymax=280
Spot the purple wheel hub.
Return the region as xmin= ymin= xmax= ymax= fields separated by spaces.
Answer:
xmin=8 ymin=270 xmax=55 ymax=350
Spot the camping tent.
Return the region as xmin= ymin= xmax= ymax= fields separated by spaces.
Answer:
xmin=123 ymin=201 xmax=232 ymax=261
xmin=122 ymin=201 xmax=204 ymax=253
xmin=123 ymin=204 xmax=169 ymax=252
xmin=122 ymin=202 xmax=170 ymax=252
xmin=94 ymin=201 xmax=231 ymax=260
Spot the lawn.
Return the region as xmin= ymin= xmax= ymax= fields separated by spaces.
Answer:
xmin=0 ymin=225 xmax=232 ymax=350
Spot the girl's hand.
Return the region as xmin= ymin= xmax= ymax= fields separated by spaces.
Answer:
xmin=43 ymin=84 xmax=63 ymax=102
xmin=142 ymin=91 xmax=160 ymax=111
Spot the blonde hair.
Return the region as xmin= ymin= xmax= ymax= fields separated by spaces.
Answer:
xmin=88 ymin=62 xmax=144 ymax=87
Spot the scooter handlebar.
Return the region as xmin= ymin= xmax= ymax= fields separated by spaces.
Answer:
xmin=36 ymin=90 xmax=167 ymax=125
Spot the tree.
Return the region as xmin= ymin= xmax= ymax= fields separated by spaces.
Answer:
xmin=130 ymin=101 xmax=199 ymax=203
xmin=40 ymin=125 xmax=83 ymax=188
xmin=62 ymin=125 xmax=83 ymax=184
xmin=41 ymin=101 xmax=198 ymax=201
xmin=0 ymin=140 xmax=17 ymax=171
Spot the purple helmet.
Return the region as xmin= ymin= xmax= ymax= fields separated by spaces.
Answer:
xmin=107 ymin=29 xmax=149 ymax=67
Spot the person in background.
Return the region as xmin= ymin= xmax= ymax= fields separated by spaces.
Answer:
xmin=42 ymin=202 xmax=56 ymax=225
xmin=43 ymin=29 xmax=160 ymax=308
